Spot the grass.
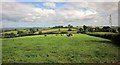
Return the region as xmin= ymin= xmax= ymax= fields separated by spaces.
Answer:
xmin=42 ymin=28 xmax=77 ymax=33
xmin=87 ymin=32 xmax=115 ymax=34
xmin=2 ymin=34 xmax=119 ymax=63
xmin=2 ymin=28 xmax=77 ymax=35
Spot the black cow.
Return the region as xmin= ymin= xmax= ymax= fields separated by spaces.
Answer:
xmin=44 ymin=34 xmax=47 ymax=37
xmin=67 ymin=34 xmax=73 ymax=37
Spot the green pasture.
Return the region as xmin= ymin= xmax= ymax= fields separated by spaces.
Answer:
xmin=87 ymin=32 xmax=115 ymax=34
xmin=2 ymin=28 xmax=78 ymax=35
xmin=2 ymin=30 xmax=28 ymax=34
xmin=42 ymin=28 xmax=77 ymax=33
xmin=2 ymin=34 xmax=119 ymax=63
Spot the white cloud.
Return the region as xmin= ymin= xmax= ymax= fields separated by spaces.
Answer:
xmin=1 ymin=1 xmax=118 ymax=27
xmin=2 ymin=2 xmax=56 ymax=22
xmin=43 ymin=2 xmax=56 ymax=8
xmin=56 ymin=9 xmax=97 ymax=21
xmin=2 ymin=0 xmax=119 ymax=2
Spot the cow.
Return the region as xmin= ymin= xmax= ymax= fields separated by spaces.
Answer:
xmin=67 ymin=34 xmax=73 ymax=37
xmin=44 ymin=34 xmax=47 ymax=37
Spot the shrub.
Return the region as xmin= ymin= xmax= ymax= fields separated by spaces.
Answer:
xmin=77 ymin=28 xmax=84 ymax=33
xmin=83 ymin=25 xmax=87 ymax=31
xmin=86 ymin=33 xmax=120 ymax=46
xmin=118 ymin=27 xmax=120 ymax=33
xmin=102 ymin=26 xmax=111 ymax=32
xmin=17 ymin=31 xmax=27 ymax=36
xmin=112 ymin=29 xmax=117 ymax=33
xmin=9 ymin=33 xmax=16 ymax=38
xmin=68 ymin=28 xmax=72 ymax=31
xmin=38 ymin=31 xmax=42 ymax=34
xmin=88 ymin=28 xmax=94 ymax=32
xmin=3 ymin=33 xmax=10 ymax=38
xmin=95 ymin=27 xmax=101 ymax=32
xmin=3 ymin=33 xmax=16 ymax=38
xmin=102 ymin=34 xmax=113 ymax=39
xmin=111 ymin=34 xmax=120 ymax=46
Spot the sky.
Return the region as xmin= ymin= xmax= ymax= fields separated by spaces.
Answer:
xmin=1 ymin=0 xmax=119 ymax=28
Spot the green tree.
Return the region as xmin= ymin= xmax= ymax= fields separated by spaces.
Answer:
xmin=118 ymin=27 xmax=120 ymax=33
xmin=29 ymin=28 xmax=36 ymax=34
xmin=68 ymin=24 xmax=73 ymax=28
xmin=4 ymin=33 xmax=10 ymax=38
xmin=10 ymin=33 xmax=16 ymax=38
xmin=17 ymin=31 xmax=26 ymax=36
xmin=83 ymin=25 xmax=87 ymax=31
xmin=38 ymin=31 xmax=42 ymax=34
xmin=68 ymin=28 xmax=72 ymax=31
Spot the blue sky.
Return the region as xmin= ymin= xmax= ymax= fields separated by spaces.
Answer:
xmin=1 ymin=0 xmax=118 ymax=28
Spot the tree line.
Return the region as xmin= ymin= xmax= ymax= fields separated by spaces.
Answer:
xmin=2 ymin=25 xmax=120 ymax=38
xmin=77 ymin=25 xmax=120 ymax=33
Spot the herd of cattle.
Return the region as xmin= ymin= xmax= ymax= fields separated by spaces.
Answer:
xmin=44 ymin=34 xmax=74 ymax=37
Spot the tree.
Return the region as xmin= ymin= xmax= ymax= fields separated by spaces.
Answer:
xmin=4 ymin=33 xmax=10 ymax=38
xmin=36 ymin=29 xmax=39 ymax=31
xmin=102 ymin=26 xmax=111 ymax=32
xmin=77 ymin=28 xmax=84 ymax=33
xmin=88 ymin=28 xmax=93 ymax=32
xmin=58 ymin=29 xmax=60 ymax=31
xmin=79 ymin=28 xmax=83 ymax=31
xmin=83 ymin=25 xmax=87 ymax=31
xmin=118 ymin=27 xmax=120 ymax=33
xmin=29 ymin=28 xmax=36 ymax=34
xmin=3 ymin=33 xmax=16 ymax=38
xmin=68 ymin=28 xmax=72 ymax=31
xmin=68 ymin=24 xmax=73 ymax=28
xmin=111 ymin=29 xmax=117 ymax=33
xmin=10 ymin=33 xmax=16 ymax=38
xmin=17 ymin=31 xmax=26 ymax=36
xmin=38 ymin=31 xmax=42 ymax=34
xmin=95 ymin=27 xmax=100 ymax=32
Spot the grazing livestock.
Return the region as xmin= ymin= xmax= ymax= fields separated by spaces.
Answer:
xmin=67 ymin=34 xmax=73 ymax=37
xmin=44 ymin=35 xmax=47 ymax=37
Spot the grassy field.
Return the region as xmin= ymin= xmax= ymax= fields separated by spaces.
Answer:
xmin=2 ymin=28 xmax=78 ymax=35
xmin=2 ymin=34 xmax=119 ymax=63
xmin=86 ymin=32 xmax=116 ymax=34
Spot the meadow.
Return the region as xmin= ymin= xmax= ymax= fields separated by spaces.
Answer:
xmin=2 ymin=34 xmax=119 ymax=63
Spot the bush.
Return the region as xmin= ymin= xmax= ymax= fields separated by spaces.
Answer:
xmin=3 ymin=33 xmax=16 ymax=38
xmin=88 ymin=28 xmax=94 ymax=32
xmin=102 ymin=34 xmax=113 ymax=39
xmin=3 ymin=33 xmax=10 ymax=38
xmin=68 ymin=28 xmax=72 ymax=31
xmin=38 ymin=31 xmax=42 ymax=34
xmin=17 ymin=31 xmax=27 ymax=36
xmin=112 ymin=29 xmax=117 ymax=33
xmin=86 ymin=33 xmax=120 ymax=47
xmin=86 ymin=33 xmax=113 ymax=40
xmin=111 ymin=34 xmax=120 ymax=46
xmin=102 ymin=26 xmax=111 ymax=32
xmin=118 ymin=27 xmax=120 ymax=33
xmin=10 ymin=33 xmax=16 ymax=38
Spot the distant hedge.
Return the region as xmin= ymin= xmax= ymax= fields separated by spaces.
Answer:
xmin=86 ymin=33 xmax=120 ymax=46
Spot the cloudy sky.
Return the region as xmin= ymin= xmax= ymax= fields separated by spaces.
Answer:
xmin=1 ymin=0 xmax=119 ymax=28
